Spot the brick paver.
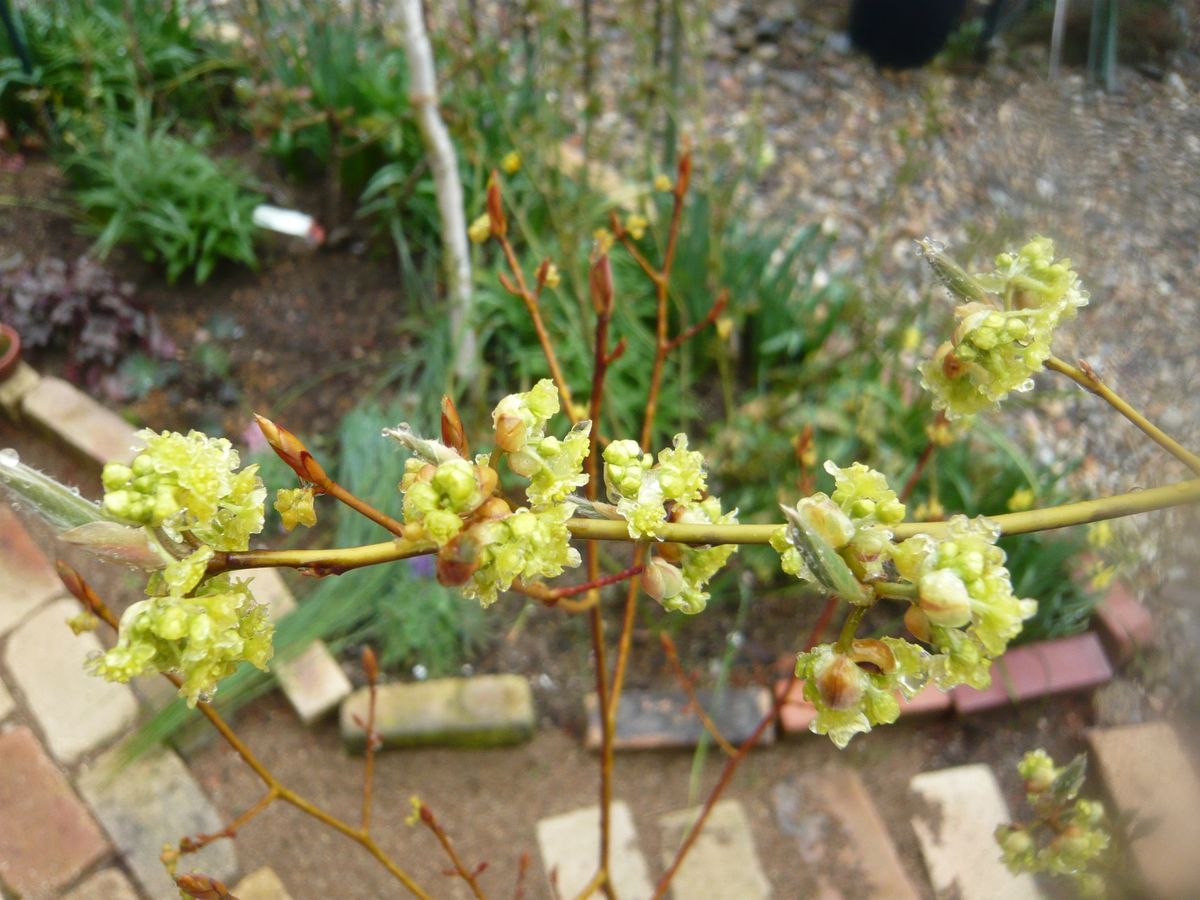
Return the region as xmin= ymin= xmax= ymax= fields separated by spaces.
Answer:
xmin=5 ymin=598 xmax=138 ymax=763
xmin=79 ymin=745 xmax=237 ymax=897
xmin=235 ymin=866 xmax=295 ymax=899
xmin=0 ymin=505 xmax=63 ymax=637
xmin=21 ymin=376 xmax=142 ymax=465
xmin=773 ymin=767 xmax=920 ymax=899
xmin=0 ymin=727 xmax=109 ymax=899
xmin=659 ymin=800 xmax=770 ymax=898
xmin=909 ymin=764 xmax=1041 ymax=900
xmin=61 ymin=868 xmax=140 ymax=900
xmin=951 ymin=633 xmax=1113 ymax=713
xmin=536 ymin=802 xmax=653 ymax=898
xmin=342 ymin=675 xmax=534 ymax=749
xmin=1088 ymin=721 xmax=1200 ymax=897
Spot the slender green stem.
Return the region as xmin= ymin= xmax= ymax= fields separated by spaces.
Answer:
xmin=873 ymin=581 xmax=918 ymax=601
xmin=1047 ymin=356 xmax=1200 ymax=475
xmin=836 ymin=606 xmax=866 ymax=653
xmin=209 ymin=479 xmax=1200 ymax=577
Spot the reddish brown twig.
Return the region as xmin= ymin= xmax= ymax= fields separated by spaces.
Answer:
xmin=659 ymin=634 xmax=737 ymax=757
xmin=665 ymin=289 xmax=728 ymax=353
xmin=489 ymin=174 xmax=578 ymax=420
xmin=513 ymin=851 xmax=530 ymax=900
xmin=518 ymin=564 xmax=645 ymax=608
xmin=899 ymin=411 xmax=948 ymax=503
xmin=179 ymin=789 xmax=277 ymax=854
xmin=256 ymin=414 xmax=407 ymax=538
xmin=56 ymin=562 xmax=431 ymax=898
xmin=359 ymin=647 xmax=381 ymax=831
xmin=175 ymin=873 xmax=238 ymax=900
xmin=416 ymin=802 xmax=486 ymax=899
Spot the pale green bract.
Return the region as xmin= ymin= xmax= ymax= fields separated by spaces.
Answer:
xmin=100 ymin=429 xmax=265 ymax=551
xmin=919 ymin=236 xmax=1089 ymax=418
xmin=87 ymin=574 xmax=273 ymax=706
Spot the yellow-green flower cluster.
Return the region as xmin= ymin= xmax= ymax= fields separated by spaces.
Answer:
xmin=920 ymin=237 xmax=1089 ymax=418
xmin=274 ymin=486 xmax=317 ymax=531
xmin=894 ymin=515 xmax=1037 ymax=689
xmin=101 ymin=429 xmax=265 ymax=551
xmin=87 ymin=571 xmax=273 ymax=706
xmin=794 ymin=637 xmax=928 ymax=748
xmin=771 ymin=461 xmax=904 ymax=601
xmin=460 ymin=505 xmax=582 ymax=607
xmin=645 ymin=496 xmax=739 ymax=615
xmin=401 ymin=457 xmax=489 ymax=547
xmin=603 ymin=434 xmax=706 ymax=540
xmin=996 ymin=750 xmax=1110 ymax=897
xmin=493 ymin=379 xmax=592 ymax=510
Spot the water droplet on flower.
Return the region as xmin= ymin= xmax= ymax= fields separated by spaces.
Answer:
xmin=1016 ymin=378 xmax=1036 ymax=393
xmin=0 ymin=448 xmax=19 ymax=467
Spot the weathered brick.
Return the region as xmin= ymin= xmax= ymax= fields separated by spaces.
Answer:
xmin=1093 ymin=581 xmax=1155 ymax=664
xmin=909 ymin=764 xmax=1041 ymax=900
xmin=952 ymin=633 xmax=1113 ymax=713
xmin=21 ymin=376 xmax=142 ymax=465
xmin=341 ymin=675 xmax=534 ymax=750
xmin=585 ymin=687 xmax=773 ymax=750
xmin=0 ymin=360 xmax=41 ymax=419
xmin=275 ymin=640 xmax=352 ymax=724
xmin=78 ymin=746 xmax=237 ymax=897
xmin=0 ymin=505 xmax=62 ymax=637
xmin=237 ymin=567 xmax=351 ymax=724
xmin=659 ymin=800 xmax=770 ymax=899
xmin=773 ymin=767 xmax=920 ymax=899
xmin=1088 ymin=722 xmax=1200 ymax=897
xmin=536 ymin=802 xmax=653 ymax=898
xmin=6 ymin=599 xmax=139 ymax=763
xmin=235 ymin=865 xmax=295 ymax=900
xmin=62 ymin=868 xmax=140 ymax=900
xmin=0 ymin=726 xmax=109 ymax=899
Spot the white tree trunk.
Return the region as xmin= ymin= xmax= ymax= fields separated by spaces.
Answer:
xmin=398 ymin=0 xmax=476 ymax=380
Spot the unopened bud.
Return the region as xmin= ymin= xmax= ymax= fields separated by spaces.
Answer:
xmin=918 ymin=569 xmax=973 ymax=627
xmin=589 ymin=254 xmax=614 ymax=315
xmin=362 ymin=646 xmax=379 ymax=684
xmin=436 ymin=539 xmax=480 ymax=587
xmin=813 ymin=652 xmax=866 ymax=710
xmin=918 ymin=238 xmax=991 ymax=304
xmin=486 ymin=171 xmax=507 ymax=238
xmin=495 ymin=414 xmax=526 ymax=453
xmin=175 ymin=873 xmax=233 ymax=900
xmin=440 ymin=395 xmax=469 ymax=456
xmin=904 ymin=604 xmax=932 ymax=642
xmin=255 ymin=414 xmax=327 ymax=484
xmin=643 ymin=557 xmax=684 ymax=604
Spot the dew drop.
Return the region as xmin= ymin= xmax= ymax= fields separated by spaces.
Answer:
xmin=0 ymin=448 xmax=19 ymax=467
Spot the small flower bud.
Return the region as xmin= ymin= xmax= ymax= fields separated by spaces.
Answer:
xmin=255 ymin=414 xmax=327 ymax=484
xmin=500 ymin=150 xmax=521 ymax=174
xmin=643 ymin=557 xmax=684 ymax=604
xmin=904 ymin=605 xmax=932 ymax=642
xmin=467 ymin=214 xmax=491 ymax=244
xmin=918 ymin=569 xmax=973 ymax=627
xmin=654 ymin=173 xmax=672 ymax=192
xmin=589 ymin=253 xmax=613 ymax=315
xmin=486 ymin=172 xmax=507 ymax=238
xmin=440 ymin=395 xmax=469 ymax=456
xmin=813 ymin=652 xmax=866 ymax=711
xmin=494 ymin=413 xmax=526 ymax=452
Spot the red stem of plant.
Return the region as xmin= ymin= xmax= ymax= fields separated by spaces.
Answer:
xmin=547 ymin=564 xmax=644 ymax=601
xmin=418 ymin=804 xmax=486 ymax=899
xmin=659 ymin=633 xmax=737 ymax=757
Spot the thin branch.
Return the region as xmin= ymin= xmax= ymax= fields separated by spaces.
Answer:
xmin=665 ymin=289 xmax=727 ymax=353
xmin=659 ymin=634 xmax=737 ymax=757
xmin=1047 ymin=355 xmax=1200 ymax=475
xmin=55 ymin=564 xmax=432 ymax=899
xmin=180 ymin=789 xmax=278 ymax=853
xmin=417 ymin=802 xmax=487 ymax=899
xmin=359 ymin=647 xmax=380 ymax=832
xmin=205 ymin=478 xmax=1200 ymax=576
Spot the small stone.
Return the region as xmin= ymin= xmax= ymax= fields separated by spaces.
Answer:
xmin=658 ymin=800 xmax=770 ymax=898
xmin=773 ymin=767 xmax=920 ymax=899
xmin=78 ymin=745 xmax=237 ymax=897
xmin=62 ymin=868 xmax=140 ymax=900
xmin=0 ymin=727 xmax=109 ymax=899
xmin=585 ymin=688 xmax=773 ymax=750
xmin=21 ymin=376 xmax=143 ymax=465
xmin=6 ymin=599 xmax=138 ymax=763
xmin=909 ymin=764 xmax=1041 ymax=900
xmin=235 ymin=866 xmax=295 ymax=900
xmin=1088 ymin=722 xmax=1200 ymax=897
xmin=536 ymin=802 xmax=653 ymax=898
xmin=341 ymin=675 xmax=534 ymax=750
xmin=275 ymin=641 xmax=353 ymax=724
xmin=0 ymin=505 xmax=62 ymax=637
xmin=1092 ymin=677 xmax=1146 ymax=727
